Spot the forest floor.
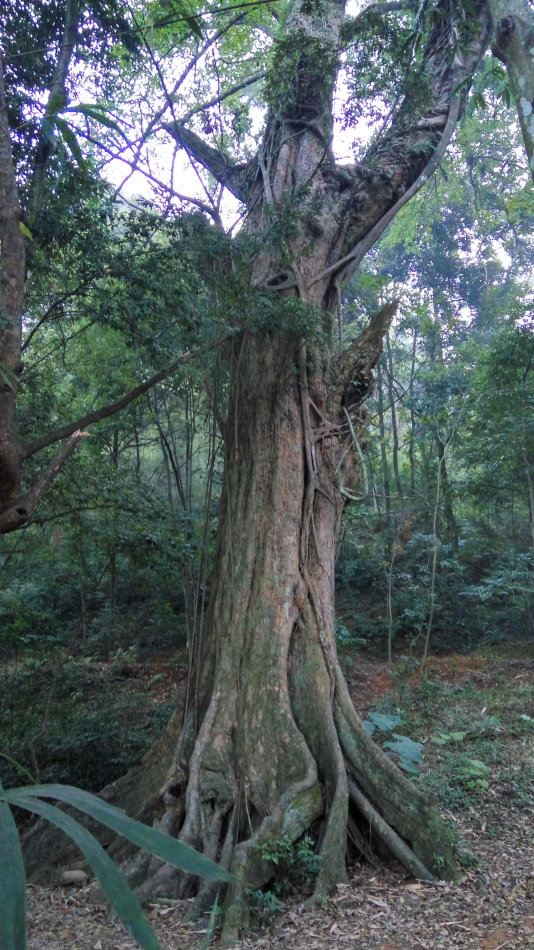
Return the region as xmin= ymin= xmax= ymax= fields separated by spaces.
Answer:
xmin=26 ymin=645 xmax=534 ymax=950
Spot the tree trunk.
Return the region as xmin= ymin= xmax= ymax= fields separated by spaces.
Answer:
xmin=430 ymin=294 xmax=460 ymax=553
xmin=489 ymin=0 xmax=534 ymax=177
xmin=124 ymin=318 xmax=458 ymax=944
xmin=408 ymin=325 xmax=418 ymax=497
xmin=385 ymin=331 xmax=404 ymax=504
xmin=436 ymin=436 xmax=460 ymax=554
xmin=0 ymin=56 xmax=25 ymax=519
xmin=377 ymin=361 xmax=393 ymax=532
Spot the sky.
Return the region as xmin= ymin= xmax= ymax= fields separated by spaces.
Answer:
xmin=99 ymin=0 xmax=373 ymax=224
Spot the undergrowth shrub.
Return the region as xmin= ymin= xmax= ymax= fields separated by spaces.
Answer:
xmin=252 ymin=833 xmax=322 ymax=915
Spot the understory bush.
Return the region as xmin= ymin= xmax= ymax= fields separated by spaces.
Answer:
xmin=252 ymin=834 xmax=322 ymax=914
xmin=0 ymin=653 xmax=173 ymax=790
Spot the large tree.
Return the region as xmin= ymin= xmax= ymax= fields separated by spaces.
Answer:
xmin=95 ymin=0 xmax=492 ymax=941
xmin=4 ymin=0 xmax=527 ymax=943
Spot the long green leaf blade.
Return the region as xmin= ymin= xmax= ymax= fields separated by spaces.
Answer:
xmin=5 ymin=794 xmax=160 ymax=950
xmin=0 ymin=782 xmax=26 ymax=950
xmin=7 ymin=784 xmax=231 ymax=882
xmin=53 ymin=117 xmax=87 ymax=170
xmin=65 ymin=104 xmax=124 ymax=134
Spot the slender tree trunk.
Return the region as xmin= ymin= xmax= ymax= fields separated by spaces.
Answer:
xmin=377 ymin=361 xmax=393 ymax=532
xmin=408 ymin=326 xmax=418 ymax=496
xmin=523 ymin=444 xmax=534 ymax=551
xmin=431 ymin=294 xmax=460 ymax=552
xmin=385 ymin=331 xmax=404 ymax=504
xmin=0 ymin=56 xmax=25 ymax=517
xmin=436 ymin=436 xmax=460 ymax=553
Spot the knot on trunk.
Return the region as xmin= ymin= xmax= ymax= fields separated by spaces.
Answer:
xmin=492 ymin=14 xmax=519 ymax=59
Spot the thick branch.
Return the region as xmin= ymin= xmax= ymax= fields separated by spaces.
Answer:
xmin=489 ymin=0 xmax=534 ymax=176
xmin=163 ymin=122 xmax=256 ymax=202
xmin=311 ymin=98 xmax=463 ymax=289
xmin=0 ymin=431 xmax=86 ymax=534
xmin=330 ymin=0 xmax=492 ymax=287
xmin=22 ymin=335 xmax=228 ymax=459
xmin=336 ymin=300 xmax=399 ymax=391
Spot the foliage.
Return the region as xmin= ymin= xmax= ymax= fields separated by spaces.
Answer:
xmin=336 ymin=108 xmax=533 ymax=660
xmin=422 ymin=753 xmax=492 ymax=808
xmin=382 ymin=734 xmax=423 ymax=775
xmin=362 ymin=711 xmax=402 ymax=735
xmin=362 ymin=709 xmax=423 ymax=774
xmin=253 ymin=833 xmax=322 ymax=913
xmin=0 ymin=651 xmax=173 ymax=791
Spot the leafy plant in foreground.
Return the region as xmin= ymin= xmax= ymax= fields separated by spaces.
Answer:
xmin=0 ymin=780 xmax=231 ymax=950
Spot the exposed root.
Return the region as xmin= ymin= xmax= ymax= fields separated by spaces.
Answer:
xmin=334 ymin=663 xmax=459 ymax=880
xmin=221 ymin=770 xmax=323 ymax=946
xmin=347 ymin=778 xmax=435 ymax=881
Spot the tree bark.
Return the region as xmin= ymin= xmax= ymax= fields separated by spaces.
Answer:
xmin=115 ymin=313 xmax=459 ymax=944
xmin=0 ymin=55 xmax=25 ymax=519
xmin=377 ymin=360 xmax=393 ymax=531
xmin=489 ymin=0 xmax=534 ymax=178
xmin=408 ymin=325 xmax=418 ymax=497
xmin=430 ymin=294 xmax=460 ymax=553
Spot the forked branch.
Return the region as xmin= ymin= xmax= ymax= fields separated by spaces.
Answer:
xmin=163 ymin=124 xmax=257 ymax=202
xmin=340 ymin=0 xmax=417 ymax=45
xmin=0 ymin=431 xmax=87 ymax=534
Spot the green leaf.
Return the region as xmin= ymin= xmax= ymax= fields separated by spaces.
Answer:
xmin=181 ymin=13 xmax=202 ymax=39
xmin=66 ymin=104 xmax=123 ymax=135
xmin=0 ymin=752 xmax=37 ymax=785
xmin=19 ymin=222 xmax=33 ymax=240
xmin=202 ymin=894 xmax=220 ymax=950
xmin=54 ymin=118 xmax=87 ymax=171
xmin=0 ymin=781 xmax=26 ymax=950
xmin=156 ymin=2 xmax=203 ymax=38
xmin=3 ymin=793 xmax=161 ymax=950
xmin=464 ymin=759 xmax=490 ymax=775
xmin=383 ymin=734 xmax=423 ymax=775
xmin=431 ymin=731 xmax=466 ymax=745
xmin=363 ymin=712 xmax=403 ymax=736
xmin=8 ymin=784 xmax=231 ymax=882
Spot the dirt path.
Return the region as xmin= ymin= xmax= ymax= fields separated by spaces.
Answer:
xmin=27 ymin=649 xmax=534 ymax=949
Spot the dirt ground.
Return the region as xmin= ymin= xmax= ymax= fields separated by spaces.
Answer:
xmin=26 ymin=648 xmax=534 ymax=950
